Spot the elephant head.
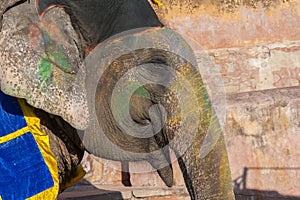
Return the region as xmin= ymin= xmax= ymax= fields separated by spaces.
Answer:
xmin=0 ymin=0 xmax=235 ymax=199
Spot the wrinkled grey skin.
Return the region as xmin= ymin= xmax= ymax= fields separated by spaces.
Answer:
xmin=83 ymin=35 xmax=235 ymax=199
xmin=0 ymin=1 xmax=235 ymax=199
xmin=0 ymin=0 xmax=86 ymax=192
xmin=0 ymin=0 xmax=88 ymax=130
xmin=0 ymin=0 xmax=20 ymax=28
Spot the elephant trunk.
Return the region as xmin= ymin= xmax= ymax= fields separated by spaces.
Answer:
xmin=146 ymin=58 xmax=235 ymax=199
xmin=83 ymin=27 xmax=235 ymax=198
xmin=175 ymin=127 xmax=235 ymax=199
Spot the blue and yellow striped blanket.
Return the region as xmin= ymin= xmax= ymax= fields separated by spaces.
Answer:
xmin=0 ymin=91 xmax=59 ymax=200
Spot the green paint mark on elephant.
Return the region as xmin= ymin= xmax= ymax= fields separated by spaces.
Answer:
xmin=38 ymin=51 xmax=71 ymax=87
xmin=50 ymin=51 xmax=72 ymax=71
xmin=112 ymin=83 xmax=151 ymax=120
xmin=133 ymin=86 xmax=150 ymax=97
xmin=38 ymin=54 xmax=53 ymax=88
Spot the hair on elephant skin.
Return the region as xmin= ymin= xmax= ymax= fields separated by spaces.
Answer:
xmin=0 ymin=0 xmax=235 ymax=199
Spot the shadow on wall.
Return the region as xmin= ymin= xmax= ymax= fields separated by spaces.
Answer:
xmin=234 ymin=167 xmax=300 ymax=200
xmin=57 ymin=181 xmax=123 ymax=200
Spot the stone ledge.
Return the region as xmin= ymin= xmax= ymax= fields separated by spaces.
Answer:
xmin=58 ymin=185 xmax=190 ymax=200
xmin=225 ymin=86 xmax=300 ymax=137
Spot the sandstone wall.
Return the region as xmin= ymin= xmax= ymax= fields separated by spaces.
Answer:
xmin=225 ymin=87 xmax=300 ymax=198
xmin=79 ymin=1 xmax=300 ymax=199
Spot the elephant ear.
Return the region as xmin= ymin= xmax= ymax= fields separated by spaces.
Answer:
xmin=0 ymin=1 xmax=88 ymax=129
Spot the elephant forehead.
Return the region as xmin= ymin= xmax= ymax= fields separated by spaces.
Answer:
xmin=0 ymin=1 xmax=89 ymax=129
xmin=82 ymin=27 xmax=200 ymax=160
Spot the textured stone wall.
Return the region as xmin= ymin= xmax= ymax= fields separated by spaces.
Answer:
xmin=152 ymin=0 xmax=300 ymax=94
xmin=79 ymin=1 xmax=300 ymax=199
xmin=152 ymin=0 xmax=300 ymax=49
xmin=225 ymin=87 xmax=300 ymax=198
xmin=199 ymin=41 xmax=300 ymax=94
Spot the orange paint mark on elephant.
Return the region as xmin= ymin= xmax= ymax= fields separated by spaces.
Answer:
xmin=29 ymin=24 xmax=42 ymax=50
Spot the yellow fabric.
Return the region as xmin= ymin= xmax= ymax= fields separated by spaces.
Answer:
xmin=17 ymin=100 xmax=59 ymax=200
xmin=152 ymin=0 xmax=163 ymax=6
xmin=0 ymin=127 xmax=30 ymax=144
xmin=61 ymin=165 xmax=86 ymax=190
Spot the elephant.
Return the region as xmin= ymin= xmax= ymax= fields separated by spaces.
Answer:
xmin=0 ymin=0 xmax=235 ymax=199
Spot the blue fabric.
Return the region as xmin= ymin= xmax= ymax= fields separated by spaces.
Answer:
xmin=0 ymin=132 xmax=54 ymax=200
xmin=0 ymin=91 xmax=27 ymax=137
